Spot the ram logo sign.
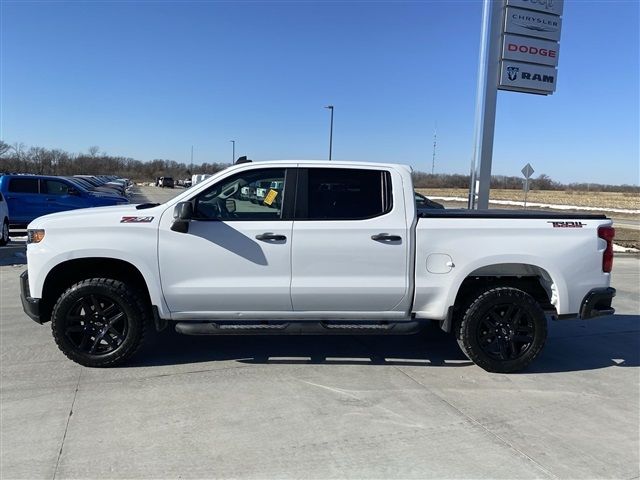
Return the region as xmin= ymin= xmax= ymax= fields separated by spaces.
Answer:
xmin=500 ymin=61 xmax=557 ymax=94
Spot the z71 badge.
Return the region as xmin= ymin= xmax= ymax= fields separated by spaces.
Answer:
xmin=120 ymin=216 xmax=154 ymax=223
xmin=548 ymin=221 xmax=586 ymax=228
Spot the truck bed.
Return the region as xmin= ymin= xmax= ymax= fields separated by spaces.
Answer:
xmin=413 ymin=211 xmax=612 ymax=320
xmin=418 ymin=209 xmax=607 ymax=220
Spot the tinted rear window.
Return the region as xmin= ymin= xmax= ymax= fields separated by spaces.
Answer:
xmin=8 ymin=178 xmax=39 ymax=193
xmin=302 ymin=168 xmax=392 ymax=220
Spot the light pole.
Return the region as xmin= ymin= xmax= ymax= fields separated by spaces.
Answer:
xmin=324 ymin=105 xmax=334 ymax=160
xmin=230 ymin=140 xmax=235 ymax=164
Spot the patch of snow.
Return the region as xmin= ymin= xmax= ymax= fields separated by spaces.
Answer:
xmin=613 ymin=243 xmax=639 ymax=253
xmin=428 ymin=196 xmax=640 ymax=214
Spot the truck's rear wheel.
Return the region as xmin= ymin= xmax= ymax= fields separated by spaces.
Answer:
xmin=456 ymin=287 xmax=547 ymax=373
xmin=51 ymin=278 xmax=147 ymax=367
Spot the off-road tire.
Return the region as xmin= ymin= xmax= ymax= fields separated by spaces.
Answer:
xmin=456 ymin=287 xmax=547 ymax=373
xmin=51 ymin=278 xmax=148 ymax=367
xmin=0 ymin=219 xmax=9 ymax=246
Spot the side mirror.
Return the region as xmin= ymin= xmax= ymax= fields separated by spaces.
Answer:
xmin=225 ymin=199 xmax=236 ymax=213
xmin=171 ymin=202 xmax=193 ymax=233
xmin=68 ymin=188 xmax=79 ymax=196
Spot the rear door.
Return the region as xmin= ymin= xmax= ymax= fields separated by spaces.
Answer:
xmin=4 ymin=177 xmax=42 ymax=224
xmin=290 ymin=166 xmax=411 ymax=314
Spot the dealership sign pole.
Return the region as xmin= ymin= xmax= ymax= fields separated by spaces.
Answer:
xmin=469 ymin=0 xmax=564 ymax=210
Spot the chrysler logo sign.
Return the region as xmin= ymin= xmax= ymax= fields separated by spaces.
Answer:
xmin=504 ymin=6 xmax=562 ymax=42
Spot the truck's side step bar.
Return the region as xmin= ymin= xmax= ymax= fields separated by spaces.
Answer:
xmin=174 ymin=320 xmax=425 ymax=336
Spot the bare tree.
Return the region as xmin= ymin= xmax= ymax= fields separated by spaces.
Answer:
xmin=0 ymin=141 xmax=11 ymax=158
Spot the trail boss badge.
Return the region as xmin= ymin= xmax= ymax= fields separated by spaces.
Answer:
xmin=548 ymin=221 xmax=586 ymax=228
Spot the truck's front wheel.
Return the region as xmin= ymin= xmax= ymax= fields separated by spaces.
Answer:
xmin=51 ymin=278 xmax=147 ymax=367
xmin=456 ymin=287 xmax=547 ymax=373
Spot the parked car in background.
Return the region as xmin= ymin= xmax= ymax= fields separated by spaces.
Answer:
xmin=191 ymin=174 xmax=212 ymax=186
xmin=0 ymin=175 xmax=129 ymax=227
xmin=415 ymin=191 xmax=444 ymax=210
xmin=0 ymin=191 xmax=9 ymax=246
xmin=74 ymin=175 xmax=127 ymax=196
xmin=159 ymin=177 xmax=175 ymax=188
xmin=65 ymin=177 xmax=128 ymax=201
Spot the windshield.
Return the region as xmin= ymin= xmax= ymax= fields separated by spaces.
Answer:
xmin=64 ymin=178 xmax=90 ymax=193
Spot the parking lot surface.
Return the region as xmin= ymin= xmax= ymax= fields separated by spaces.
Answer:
xmin=1 ymin=186 xmax=638 ymax=479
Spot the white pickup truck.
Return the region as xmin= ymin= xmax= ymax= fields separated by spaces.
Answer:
xmin=20 ymin=160 xmax=616 ymax=372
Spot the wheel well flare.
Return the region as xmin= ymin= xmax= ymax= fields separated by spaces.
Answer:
xmin=40 ymin=258 xmax=151 ymax=323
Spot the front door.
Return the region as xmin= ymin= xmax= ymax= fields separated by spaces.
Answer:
xmin=40 ymin=179 xmax=86 ymax=215
xmin=290 ymin=167 xmax=411 ymax=314
xmin=158 ymin=167 xmax=294 ymax=317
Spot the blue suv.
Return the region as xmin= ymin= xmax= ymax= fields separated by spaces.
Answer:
xmin=0 ymin=175 xmax=129 ymax=227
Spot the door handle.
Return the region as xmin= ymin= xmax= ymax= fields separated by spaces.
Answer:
xmin=255 ymin=232 xmax=286 ymax=241
xmin=371 ymin=233 xmax=401 ymax=242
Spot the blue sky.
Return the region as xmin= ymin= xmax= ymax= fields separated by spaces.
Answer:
xmin=1 ymin=0 xmax=638 ymax=185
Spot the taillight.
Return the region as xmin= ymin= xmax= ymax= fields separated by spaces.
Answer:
xmin=598 ymin=226 xmax=615 ymax=273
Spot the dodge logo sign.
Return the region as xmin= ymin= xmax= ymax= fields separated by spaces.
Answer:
xmin=502 ymin=34 xmax=559 ymax=67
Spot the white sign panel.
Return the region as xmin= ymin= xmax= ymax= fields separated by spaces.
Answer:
xmin=505 ymin=6 xmax=562 ymax=42
xmin=521 ymin=163 xmax=535 ymax=178
xmin=499 ymin=61 xmax=557 ymax=94
xmin=502 ymin=34 xmax=559 ymax=67
xmin=507 ymin=0 xmax=564 ymax=16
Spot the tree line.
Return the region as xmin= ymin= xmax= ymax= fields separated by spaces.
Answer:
xmin=411 ymin=171 xmax=639 ymax=193
xmin=0 ymin=142 xmax=227 ymax=182
xmin=1 ymin=141 xmax=637 ymax=193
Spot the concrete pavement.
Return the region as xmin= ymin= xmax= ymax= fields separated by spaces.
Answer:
xmin=1 ymin=187 xmax=638 ymax=479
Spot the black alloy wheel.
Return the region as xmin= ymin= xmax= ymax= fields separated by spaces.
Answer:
xmin=456 ymin=286 xmax=547 ymax=373
xmin=476 ymin=303 xmax=535 ymax=361
xmin=64 ymin=294 xmax=128 ymax=355
xmin=51 ymin=278 xmax=147 ymax=367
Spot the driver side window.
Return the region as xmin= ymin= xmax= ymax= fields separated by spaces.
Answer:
xmin=194 ymin=168 xmax=286 ymax=220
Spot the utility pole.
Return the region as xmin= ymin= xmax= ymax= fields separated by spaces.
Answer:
xmin=230 ymin=140 xmax=235 ymax=164
xmin=325 ymin=105 xmax=334 ymax=160
xmin=190 ymin=145 xmax=193 ymax=173
xmin=431 ymin=122 xmax=437 ymax=175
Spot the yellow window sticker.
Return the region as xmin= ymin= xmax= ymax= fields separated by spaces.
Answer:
xmin=263 ymin=189 xmax=278 ymax=206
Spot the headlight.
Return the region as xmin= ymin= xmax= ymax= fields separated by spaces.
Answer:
xmin=27 ymin=229 xmax=45 ymax=244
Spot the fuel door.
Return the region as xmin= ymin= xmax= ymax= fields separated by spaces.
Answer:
xmin=427 ymin=253 xmax=454 ymax=274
